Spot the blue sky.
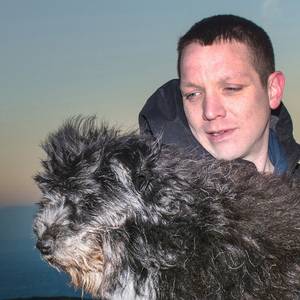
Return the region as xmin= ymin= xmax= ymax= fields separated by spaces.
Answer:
xmin=1 ymin=0 xmax=300 ymax=205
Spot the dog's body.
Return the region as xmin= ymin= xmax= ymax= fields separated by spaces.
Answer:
xmin=34 ymin=117 xmax=300 ymax=299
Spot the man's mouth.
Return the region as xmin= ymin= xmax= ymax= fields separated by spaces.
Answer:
xmin=207 ymin=128 xmax=236 ymax=141
xmin=211 ymin=130 xmax=226 ymax=136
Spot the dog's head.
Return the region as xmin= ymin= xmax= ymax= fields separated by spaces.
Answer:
xmin=33 ymin=116 xmax=161 ymax=296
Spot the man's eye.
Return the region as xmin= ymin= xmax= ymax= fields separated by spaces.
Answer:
xmin=224 ymin=86 xmax=242 ymax=92
xmin=184 ymin=92 xmax=201 ymax=101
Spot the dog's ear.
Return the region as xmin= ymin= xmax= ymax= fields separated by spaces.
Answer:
xmin=131 ymin=136 xmax=162 ymax=195
xmin=108 ymin=133 xmax=162 ymax=195
xmin=134 ymin=174 xmax=150 ymax=194
xmin=35 ymin=116 xmax=107 ymax=196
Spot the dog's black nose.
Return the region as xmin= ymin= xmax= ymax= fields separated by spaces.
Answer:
xmin=36 ymin=238 xmax=54 ymax=255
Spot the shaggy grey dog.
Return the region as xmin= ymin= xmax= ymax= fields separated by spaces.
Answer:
xmin=33 ymin=117 xmax=300 ymax=300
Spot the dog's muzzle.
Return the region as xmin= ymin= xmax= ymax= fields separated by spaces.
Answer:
xmin=36 ymin=236 xmax=54 ymax=256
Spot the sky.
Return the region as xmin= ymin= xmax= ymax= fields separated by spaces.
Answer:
xmin=1 ymin=0 xmax=300 ymax=206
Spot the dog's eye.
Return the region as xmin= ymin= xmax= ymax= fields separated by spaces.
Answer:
xmin=38 ymin=197 xmax=51 ymax=207
xmin=64 ymin=198 xmax=73 ymax=206
xmin=63 ymin=198 xmax=80 ymax=217
xmin=64 ymin=194 xmax=81 ymax=205
xmin=69 ymin=221 xmax=81 ymax=232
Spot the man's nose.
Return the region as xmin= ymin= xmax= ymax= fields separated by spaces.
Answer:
xmin=202 ymin=94 xmax=226 ymax=121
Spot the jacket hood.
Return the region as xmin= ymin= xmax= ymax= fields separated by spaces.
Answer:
xmin=139 ymin=79 xmax=202 ymax=153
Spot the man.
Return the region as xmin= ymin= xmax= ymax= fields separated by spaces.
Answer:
xmin=139 ymin=14 xmax=300 ymax=176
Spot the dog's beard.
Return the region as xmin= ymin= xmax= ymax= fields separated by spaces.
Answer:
xmin=65 ymin=249 xmax=104 ymax=297
xmin=43 ymin=238 xmax=104 ymax=297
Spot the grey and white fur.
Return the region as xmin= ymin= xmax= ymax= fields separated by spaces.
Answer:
xmin=33 ymin=117 xmax=300 ymax=299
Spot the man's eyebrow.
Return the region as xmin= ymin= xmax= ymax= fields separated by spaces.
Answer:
xmin=181 ymin=73 xmax=251 ymax=87
xmin=180 ymin=82 xmax=201 ymax=89
xmin=220 ymin=73 xmax=251 ymax=82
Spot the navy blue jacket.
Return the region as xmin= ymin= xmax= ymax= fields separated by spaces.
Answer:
xmin=139 ymin=79 xmax=300 ymax=177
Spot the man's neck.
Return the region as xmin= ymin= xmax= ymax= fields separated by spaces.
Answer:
xmin=247 ymin=152 xmax=274 ymax=174
xmin=261 ymin=157 xmax=274 ymax=174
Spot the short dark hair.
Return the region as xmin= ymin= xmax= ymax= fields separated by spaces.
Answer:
xmin=177 ymin=15 xmax=275 ymax=87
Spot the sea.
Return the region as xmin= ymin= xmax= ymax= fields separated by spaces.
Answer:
xmin=0 ymin=205 xmax=91 ymax=300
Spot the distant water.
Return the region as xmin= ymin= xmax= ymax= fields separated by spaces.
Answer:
xmin=0 ymin=205 xmax=91 ymax=300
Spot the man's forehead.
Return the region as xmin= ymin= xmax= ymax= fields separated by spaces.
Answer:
xmin=181 ymin=56 xmax=263 ymax=90
xmin=181 ymin=40 xmax=252 ymax=59
xmin=180 ymin=42 xmax=258 ymax=80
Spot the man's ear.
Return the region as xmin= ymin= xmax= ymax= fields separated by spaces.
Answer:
xmin=268 ymin=71 xmax=285 ymax=109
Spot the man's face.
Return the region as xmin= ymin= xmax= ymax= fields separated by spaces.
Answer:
xmin=180 ymin=41 xmax=279 ymax=163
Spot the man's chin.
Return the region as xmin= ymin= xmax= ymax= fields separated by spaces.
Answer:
xmin=210 ymin=149 xmax=242 ymax=161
